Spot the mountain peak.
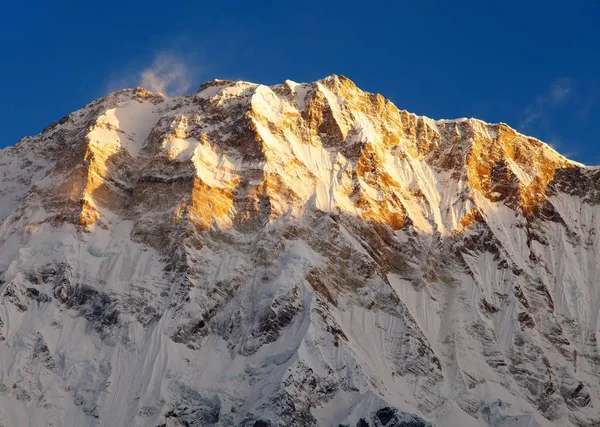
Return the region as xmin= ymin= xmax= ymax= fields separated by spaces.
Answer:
xmin=5 ymin=76 xmax=583 ymax=234
xmin=1 ymin=75 xmax=598 ymax=426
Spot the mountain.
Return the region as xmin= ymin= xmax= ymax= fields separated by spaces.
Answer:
xmin=0 ymin=75 xmax=599 ymax=427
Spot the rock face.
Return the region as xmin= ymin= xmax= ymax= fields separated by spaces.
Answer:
xmin=0 ymin=75 xmax=599 ymax=426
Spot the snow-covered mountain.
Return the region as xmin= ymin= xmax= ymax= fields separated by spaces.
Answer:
xmin=1 ymin=75 xmax=599 ymax=427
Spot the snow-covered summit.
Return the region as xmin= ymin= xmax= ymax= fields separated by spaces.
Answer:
xmin=0 ymin=75 xmax=599 ymax=426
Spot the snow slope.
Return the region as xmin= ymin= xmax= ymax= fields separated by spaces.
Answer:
xmin=0 ymin=76 xmax=599 ymax=426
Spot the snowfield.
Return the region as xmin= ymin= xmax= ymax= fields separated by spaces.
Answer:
xmin=0 ymin=76 xmax=599 ymax=426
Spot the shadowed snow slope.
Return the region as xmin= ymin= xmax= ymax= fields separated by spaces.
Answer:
xmin=0 ymin=76 xmax=599 ymax=426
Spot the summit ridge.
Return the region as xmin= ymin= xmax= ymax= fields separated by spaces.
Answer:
xmin=0 ymin=75 xmax=598 ymax=426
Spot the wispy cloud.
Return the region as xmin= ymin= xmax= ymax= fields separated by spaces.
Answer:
xmin=549 ymin=78 xmax=573 ymax=104
xmin=108 ymin=52 xmax=198 ymax=97
xmin=576 ymin=79 xmax=598 ymax=120
xmin=520 ymin=78 xmax=573 ymax=130
xmin=139 ymin=53 xmax=193 ymax=96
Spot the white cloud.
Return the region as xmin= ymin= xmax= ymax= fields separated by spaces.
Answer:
xmin=549 ymin=78 xmax=573 ymax=105
xmin=521 ymin=105 xmax=543 ymax=129
xmin=520 ymin=78 xmax=573 ymax=129
xmin=107 ymin=52 xmax=197 ymax=97
xmin=138 ymin=53 xmax=194 ymax=96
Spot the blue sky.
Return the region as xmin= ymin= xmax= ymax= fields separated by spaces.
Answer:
xmin=1 ymin=1 xmax=598 ymax=163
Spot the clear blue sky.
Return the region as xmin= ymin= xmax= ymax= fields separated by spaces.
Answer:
xmin=1 ymin=1 xmax=598 ymax=163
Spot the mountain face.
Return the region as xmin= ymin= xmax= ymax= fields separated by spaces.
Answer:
xmin=0 ymin=75 xmax=599 ymax=427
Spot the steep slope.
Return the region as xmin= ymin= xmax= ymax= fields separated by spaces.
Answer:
xmin=0 ymin=75 xmax=599 ymax=426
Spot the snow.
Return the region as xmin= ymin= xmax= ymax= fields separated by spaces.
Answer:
xmin=285 ymin=80 xmax=311 ymax=110
xmin=196 ymin=81 xmax=231 ymax=99
xmin=88 ymin=98 xmax=161 ymax=157
xmin=251 ymin=85 xmax=292 ymax=124
xmin=346 ymin=113 xmax=378 ymax=146
xmin=164 ymin=136 xmax=200 ymax=160
xmin=1 ymin=75 xmax=599 ymax=427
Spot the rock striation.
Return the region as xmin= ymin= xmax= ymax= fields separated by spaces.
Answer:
xmin=0 ymin=75 xmax=599 ymax=426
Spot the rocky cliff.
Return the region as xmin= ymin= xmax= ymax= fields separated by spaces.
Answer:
xmin=0 ymin=75 xmax=599 ymax=426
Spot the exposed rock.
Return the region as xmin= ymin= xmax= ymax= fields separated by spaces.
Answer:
xmin=0 ymin=75 xmax=599 ymax=426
